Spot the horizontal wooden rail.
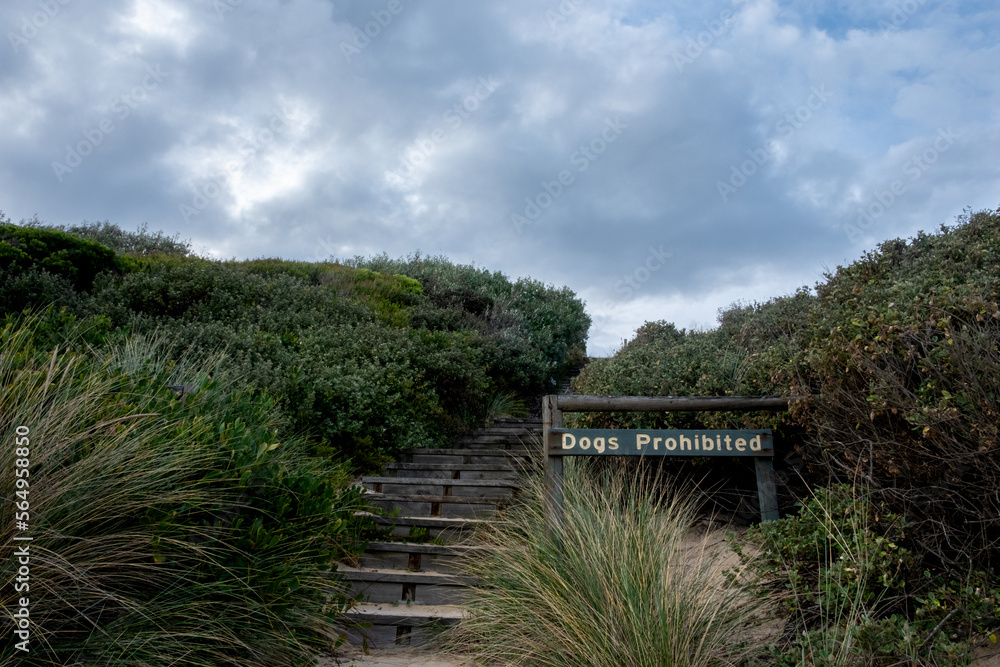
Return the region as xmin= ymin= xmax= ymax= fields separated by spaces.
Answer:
xmin=554 ymin=395 xmax=797 ymax=412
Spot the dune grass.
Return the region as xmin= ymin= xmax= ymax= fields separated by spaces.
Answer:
xmin=0 ymin=315 xmax=368 ymax=665
xmin=446 ymin=460 xmax=769 ymax=666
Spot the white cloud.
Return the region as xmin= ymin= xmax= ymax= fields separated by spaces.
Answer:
xmin=118 ymin=0 xmax=195 ymax=53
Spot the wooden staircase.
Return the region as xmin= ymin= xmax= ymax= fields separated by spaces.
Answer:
xmin=558 ymin=357 xmax=590 ymax=395
xmin=337 ymin=417 xmax=541 ymax=648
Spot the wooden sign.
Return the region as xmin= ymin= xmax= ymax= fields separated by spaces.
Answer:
xmin=551 ymin=428 xmax=772 ymax=457
xmin=542 ymin=395 xmax=789 ymax=537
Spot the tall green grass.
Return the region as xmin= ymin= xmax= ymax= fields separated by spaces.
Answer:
xmin=447 ymin=461 xmax=768 ymax=666
xmin=0 ymin=316 xmax=368 ymax=665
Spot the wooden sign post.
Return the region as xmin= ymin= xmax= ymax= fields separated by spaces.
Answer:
xmin=542 ymin=395 xmax=791 ymax=538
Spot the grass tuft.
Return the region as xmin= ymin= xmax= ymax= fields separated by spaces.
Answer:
xmin=0 ymin=315 xmax=366 ymax=665
xmin=446 ymin=461 xmax=769 ymax=666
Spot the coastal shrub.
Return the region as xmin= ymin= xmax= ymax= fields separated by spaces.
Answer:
xmin=573 ymin=207 xmax=1000 ymax=571
xmin=0 ymin=316 xmax=369 ymax=665
xmin=574 ymin=207 xmax=1000 ymax=663
xmin=0 ymin=222 xmax=129 ymax=294
xmin=799 ymin=208 xmax=1000 ymax=570
xmin=735 ymin=484 xmax=998 ymax=666
xmin=350 ymin=252 xmax=591 ymax=392
xmin=2 ymin=220 xmax=589 ymax=469
xmin=43 ymin=219 xmax=193 ymax=257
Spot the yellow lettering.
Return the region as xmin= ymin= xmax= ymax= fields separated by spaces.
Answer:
xmin=562 ymin=433 xmax=576 ymax=450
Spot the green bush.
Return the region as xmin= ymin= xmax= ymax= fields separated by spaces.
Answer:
xmin=796 ymin=209 xmax=1000 ymax=570
xmin=1 ymin=220 xmax=590 ymax=469
xmin=573 ymin=208 xmax=1000 ymax=572
xmin=0 ymin=222 xmax=128 ymax=294
xmin=351 ymin=252 xmax=591 ymax=393
xmin=0 ymin=316 xmax=370 ymax=665
xmin=734 ymin=484 xmax=998 ymax=666
xmin=48 ymin=219 xmax=193 ymax=257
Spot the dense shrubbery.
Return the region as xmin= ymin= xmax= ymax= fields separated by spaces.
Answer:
xmin=574 ymin=208 xmax=1000 ymax=564
xmin=574 ymin=207 xmax=1000 ymax=658
xmin=734 ymin=485 xmax=1000 ymax=665
xmin=0 ymin=315 xmax=369 ymax=665
xmin=0 ymin=217 xmax=589 ymax=470
xmin=350 ymin=252 xmax=590 ymax=393
xmin=0 ymin=215 xmax=588 ymax=661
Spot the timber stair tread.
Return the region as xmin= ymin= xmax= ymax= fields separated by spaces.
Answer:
xmin=344 ymin=602 xmax=466 ymax=623
xmin=361 ymin=476 xmax=522 ymax=487
xmin=362 ymin=514 xmax=486 ymax=529
xmin=362 ymin=492 xmax=504 ymax=505
xmin=363 ymin=542 xmax=490 ymax=556
xmin=401 ymin=448 xmax=531 ymax=456
xmin=339 ymin=565 xmax=478 ymax=586
xmin=384 ymin=462 xmax=516 ymax=472
xmin=455 ymin=431 xmax=538 ymax=440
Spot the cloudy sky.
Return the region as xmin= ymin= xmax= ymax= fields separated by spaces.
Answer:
xmin=2 ymin=0 xmax=999 ymax=355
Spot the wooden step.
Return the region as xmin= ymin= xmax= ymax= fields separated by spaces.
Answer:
xmin=490 ymin=418 xmax=542 ymax=427
xmin=339 ymin=602 xmax=466 ymax=648
xmin=459 ymin=428 xmax=539 ymax=438
xmin=402 ymin=449 xmax=534 ymax=465
xmin=361 ymin=477 xmax=521 ymax=499
xmin=383 ymin=462 xmax=519 ymax=480
xmin=365 ymin=492 xmax=506 ymax=519
xmin=453 ymin=435 xmax=537 ymax=448
xmin=358 ymin=541 xmax=488 ymax=573
xmin=339 ymin=565 xmax=476 ymax=605
xmin=364 ymin=514 xmax=485 ymax=543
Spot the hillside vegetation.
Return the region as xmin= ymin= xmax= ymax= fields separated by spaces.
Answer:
xmin=0 ymin=215 xmax=589 ymax=664
xmin=573 ymin=207 xmax=1000 ymax=663
xmin=0 ymin=216 xmax=589 ymax=469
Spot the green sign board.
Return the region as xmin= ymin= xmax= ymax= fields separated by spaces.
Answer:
xmin=550 ymin=428 xmax=773 ymax=457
